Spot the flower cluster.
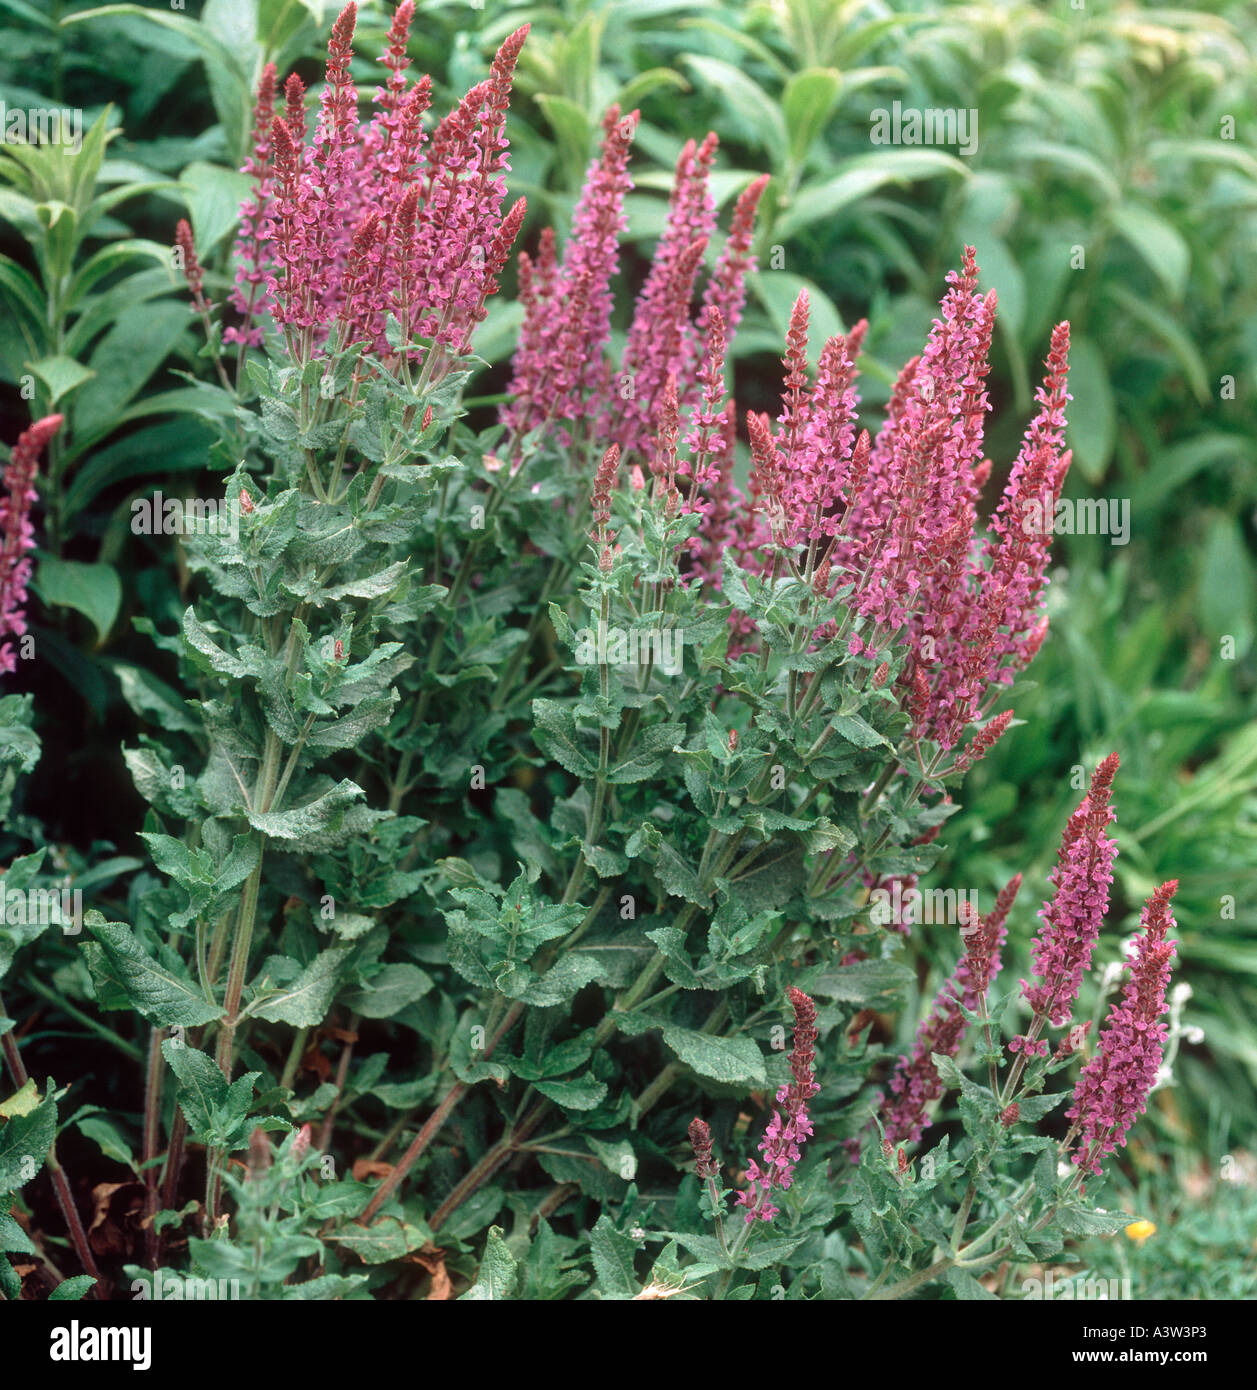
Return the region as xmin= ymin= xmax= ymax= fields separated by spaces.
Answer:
xmin=504 ymin=112 xmax=767 ymax=458
xmin=687 ymin=1118 xmax=719 ymax=1180
xmin=224 ymin=61 xmax=277 ymax=348
xmin=1067 ymin=880 xmax=1179 ymax=1177
xmin=737 ymin=988 xmax=819 ymax=1223
xmin=880 ymin=875 xmax=1021 ymax=1146
xmin=228 ymin=2 xmax=527 ymax=369
xmin=1013 ymin=752 xmax=1120 ymax=1048
xmin=711 ymin=249 xmax=1072 ymax=759
xmin=1 ymin=415 xmax=61 ymax=675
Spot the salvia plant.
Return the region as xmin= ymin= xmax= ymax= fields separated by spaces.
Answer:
xmin=0 ymin=5 xmax=1194 ymax=1303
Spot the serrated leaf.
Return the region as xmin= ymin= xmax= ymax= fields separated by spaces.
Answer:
xmin=87 ymin=917 xmax=221 ymax=1026
xmin=246 ymin=947 xmax=351 ymax=1027
xmin=462 ymin=1226 xmax=517 ymax=1300
xmin=589 ymin=1215 xmax=639 ymax=1299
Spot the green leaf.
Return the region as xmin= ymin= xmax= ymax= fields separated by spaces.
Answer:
xmin=1014 ymin=1091 xmax=1068 ymax=1124
xmin=532 ymin=699 xmax=596 ymax=777
xmin=535 ymin=94 xmax=592 ymax=185
xmin=179 ymin=160 xmax=253 ymax=256
xmin=86 ymin=917 xmax=221 ymax=1027
xmin=462 ymin=1226 xmax=518 ymax=1300
xmin=532 ymin=1072 xmax=608 ymax=1111
xmin=1105 ymin=283 xmax=1209 ymax=404
xmin=32 ymin=557 xmax=121 ymax=644
xmin=75 ymin=300 xmax=191 ymax=439
xmin=1055 ymin=1205 xmax=1134 ymax=1237
xmin=76 ymin=1115 xmax=136 ymax=1170
xmin=684 ymin=55 xmax=787 ymax=169
xmin=1063 ymin=334 xmax=1115 ymax=483
xmin=589 ymin=1214 xmax=639 ymax=1300
xmin=0 ymin=1078 xmax=39 ymax=1119
xmin=328 ymin=1215 xmax=429 ymax=1264
xmin=783 ymin=68 xmax=842 ymax=164
xmin=1109 ymin=204 xmax=1190 ymax=302
xmin=341 ymin=962 xmax=433 ymax=1019
xmin=0 ymin=1213 xmax=35 ymax=1254
xmin=161 ymin=1041 xmax=226 ymax=1138
xmin=0 ymin=1090 xmax=56 ymax=1195
xmin=777 ymin=150 xmax=969 ymax=241
xmin=1198 ymin=515 xmax=1255 ymax=656
xmin=248 ymin=779 xmax=377 ymax=842
xmin=49 ymin=1275 xmax=97 ymax=1301
xmin=807 ymin=959 xmax=914 ymax=1003
xmin=245 ymin=947 xmax=352 ymax=1027
xmin=27 ymin=354 xmax=95 ymax=406
xmin=624 ymin=1013 xmax=766 ymax=1085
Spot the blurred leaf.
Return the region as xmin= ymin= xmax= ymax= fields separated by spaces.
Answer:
xmin=32 ymin=557 xmax=121 ymax=643
xmin=1065 ymin=334 xmax=1115 ymax=483
xmin=27 ymin=355 xmax=94 ymax=406
xmin=783 ymin=68 xmax=841 ymax=166
xmin=179 ymin=160 xmax=252 ymax=257
xmin=1198 ymin=516 xmax=1255 ymax=656
xmin=777 ymin=150 xmax=968 ymax=241
xmin=1110 ymin=204 xmax=1190 ymax=302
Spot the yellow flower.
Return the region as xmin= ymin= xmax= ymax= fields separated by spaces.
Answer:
xmin=1125 ymin=1219 xmax=1156 ymax=1246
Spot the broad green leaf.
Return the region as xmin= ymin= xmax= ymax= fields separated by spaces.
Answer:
xmin=0 ymin=1091 xmax=56 ymax=1194
xmin=179 ymin=160 xmax=253 ymax=257
xmin=684 ymin=55 xmax=787 ymax=169
xmin=783 ymin=68 xmax=841 ymax=165
xmin=624 ymin=1013 xmax=766 ymax=1085
xmin=777 ymin=150 xmax=969 ymax=241
xmin=245 ymin=947 xmax=352 ymax=1027
xmin=0 ymin=1078 xmax=39 ymax=1119
xmin=27 ymin=354 xmax=94 ymax=406
xmin=1109 ymin=204 xmax=1190 ymax=301
xmin=462 ymin=1226 xmax=518 ymax=1300
xmin=32 ymin=557 xmax=121 ymax=643
xmin=589 ymin=1214 xmax=638 ymax=1299
xmin=87 ymin=917 xmax=221 ymax=1026
xmin=76 ymin=1115 xmax=136 ymax=1170
xmin=341 ymin=962 xmax=432 ymax=1019
xmin=1063 ymin=334 xmax=1115 ymax=483
xmin=49 ymin=1275 xmax=97 ymax=1301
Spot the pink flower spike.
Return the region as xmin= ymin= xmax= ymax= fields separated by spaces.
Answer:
xmin=1020 ymin=754 xmax=1120 ymax=1030
xmin=1 ymin=415 xmax=62 ymax=674
xmin=736 ymin=988 xmax=819 ymax=1224
xmin=1067 ymin=881 xmax=1179 ymax=1177
xmin=225 ymin=62 xmax=278 ymax=346
xmin=881 ymin=874 xmax=1020 ymax=1146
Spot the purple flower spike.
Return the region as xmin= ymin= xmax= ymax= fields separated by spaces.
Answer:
xmin=1068 ymin=881 xmax=1178 ymax=1178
